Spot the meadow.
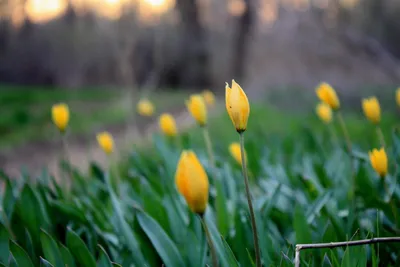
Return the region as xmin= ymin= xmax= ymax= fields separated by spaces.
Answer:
xmin=0 ymin=83 xmax=400 ymax=267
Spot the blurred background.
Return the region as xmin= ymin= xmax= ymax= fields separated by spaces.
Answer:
xmin=1 ymin=0 xmax=400 ymax=175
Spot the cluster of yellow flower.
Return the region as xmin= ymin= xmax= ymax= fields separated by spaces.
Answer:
xmin=315 ymin=82 xmax=389 ymax=177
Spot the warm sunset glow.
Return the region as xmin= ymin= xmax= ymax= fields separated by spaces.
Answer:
xmin=25 ymin=0 xmax=68 ymax=23
xmin=137 ymin=0 xmax=175 ymax=22
xmin=144 ymin=0 xmax=164 ymax=7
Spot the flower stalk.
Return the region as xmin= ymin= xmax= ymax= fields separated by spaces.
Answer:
xmin=202 ymin=126 xmax=217 ymax=179
xmin=239 ymin=132 xmax=261 ymax=267
xmin=199 ymin=215 xmax=218 ymax=267
xmin=376 ymin=126 xmax=386 ymax=148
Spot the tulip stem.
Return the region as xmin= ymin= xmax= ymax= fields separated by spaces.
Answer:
xmin=337 ymin=111 xmax=352 ymax=154
xmin=200 ymin=216 xmax=218 ymax=267
xmin=239 ymin=132 xmax=261 ymax=267
xmin=61 ymin=133 xmax=71 ymax=196
xmin=376 ymin=126 xmax=386 ymax=148
xmin=202 ymin=127 xmax=217 ymax=179
xmin=329 ymin=123 xmax=339 ymax=147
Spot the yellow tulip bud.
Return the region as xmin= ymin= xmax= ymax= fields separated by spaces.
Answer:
xmin=362 ymin=97 xmax=381 ymax=124
xmin=51 ymin=103 xmax=70 ymax=132
xmin=137 ymin=99 xmax=155 ymax=116
xmin=396 ymin=88 xmax=400 ymax=107
xmin=315 ymin=102 xmax=332 ymax=124
xmin=202 ymin=90 xmax=215 ymax=106
xmin=96 ymin=132 xmax=114 ymax=155
xmin=175 ymin=150 xmax=209 ymax=215
xmin=225 ymin=79 xmax=250 ymax=132
xmin=159 ymin=113 xmax=178 ymax=137
xmin=229 ymin=142 xmax=247 ymax=165
xmin=186 ymin=95 xmax=207 ymax=126
xmin=316 ymin=82 xmax=340 ymax=110
xmin=369 ymin=148 xmax=388 ymax=177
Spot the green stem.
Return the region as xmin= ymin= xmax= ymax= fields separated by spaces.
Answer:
xmin=329 ymin=123 xmax=339 ymax=147
xmin=61 ymin=133 xmax=71 ymax=196
xmin=337 ymin=111 xmax=352 ymax=154
xmin=239 ymin=132 xmax=261 ymax=267
xmin=376 ymin=126 xmax=386 ymax=148
xmin=200 ymin=216 xmax=218 ymax=267
xmin=202 ymin=126 xmax=217 ymax=179
xmin=383 ymin=179 xmax=398 ymax=227
xmin=109 ymin=155 xmax=121 ymax=197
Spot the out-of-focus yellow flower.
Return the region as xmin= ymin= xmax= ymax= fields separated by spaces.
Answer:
xmin=316 ymin=82 xmax=340 ymax=110
xmin=159 ymin=113 xmax=178 ymax=137
xmin=362 ymin=97 xmax=381 ymax=124
xmin=225 ymin=79 xmax=250 ymax=132
xmin=52 ymin=103 xmax=69 ymax=132
xmin=137 ymin=99 xmax=155 ymax=116
xmin=96 ymin=132 xmax=114 ymax=155
xmin=186 ymin=95 xmax=207 ymax=126
xmin=396 ymin=88 xmax=400 ymax=107
xmin=229 ymin=142 xmax=247 ymax=165
xmin=175 ymin=150 xmax=209 ymax=215
xmin=202 ymin=90 xmax=215 ymax=106
xmin=316 ymin=102 xmax=332 ymax=123
xmin=369 ymin=148 xmax=388 ymax=177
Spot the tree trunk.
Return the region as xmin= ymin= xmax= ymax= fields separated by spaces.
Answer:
xmin=231 ymin=0 xmax=254 ymax=81
xmin=175 ymin=0 xmax=210 ymax=88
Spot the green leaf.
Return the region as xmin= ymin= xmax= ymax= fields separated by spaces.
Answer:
xmin=137 ymin=212 xmax=185 ymax=267
xmin=97 ymin=245 xmax=113 ymax=267
xmin=293 ymin=205 xmax=312 ymax=244
xmin=221 ymin=235 xmax=240 ymax=267
xmin=215 ymin=178 xmax=229 ymax=237
xmin=40 ymin=257 xmax=55 ymax=267
xmin=59 ymin=244 xmax=76 ymax=267
xmin=2 ymin=178 xmax=16 ymax=221
xmin=10 ymin=240 xmax=34 ymax=267
xmin=66 ymin=228 xmax=96 ymax=267
xmin=40 ymin=229 xmax=64 ymax=267
xmin=0 ymin=223 xmax=9 ymax=264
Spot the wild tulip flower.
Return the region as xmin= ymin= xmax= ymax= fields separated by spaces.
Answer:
xmin=175 ymin=150 xmax=209 ymax=215
xmin=316 ymin=82 xmax=340 ymax=110
xmin=186 ymin=95 xmax=207 ymax=126
xmin=362 ymin=97 xmax=381 ymax=124
xmin=396 ymin=88 xmax=400 ymax=107
xmin=202 ymin=90 xmax=215 ymax=106
xmin=225 ymin=79 xmax=250 ymax=132
xmin=229 ymin=142 xmax=246 ymax=165
xmin=97 ymin=132 xmax=114 ymax=155
xmin=52 ymin=103 xmax=69 ymax=132
xmin=159 ymin=113 xmax=178 ymax=137
xmin=316 ymin=102 xmax=332 ymax=123
xmin=369 ymin=148 xmax=388 ymax=177
xmin=137 ymin=98 xmax=155 ymax=116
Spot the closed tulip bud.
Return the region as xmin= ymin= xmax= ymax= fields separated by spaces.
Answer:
xmin=159 ymin=113 xmax=178 ymax=137
xmin=229 ymin=142 xmax=247 ymax=165
xmin=316 ymin=102 xmax=332 ymax=123
xmin=202 ymin=90 xmax=215 ymax=106
xmin=369 ymin=148 xmax=388 ymax=177
xmin=96 ymin=132 xmax=114 ymax=155
xmin=362 ymin=97 xmax=381 ymax=124
xmin=396 ymin=88 xmax=400 ymax=107
xmin=137 ymin=99 xmax=155 ymax=116
xmin=316 ymin=82 xmax=340 ymax=110
xmin=52 ymin=103 xmax=69 ymax=132
xmin=186 ymin=95 xmax=207 ymax=126
xmin=175 ymin=150 xmax=209 ymax=215
xmin=225 ymin=80 xmax=250 ymax=132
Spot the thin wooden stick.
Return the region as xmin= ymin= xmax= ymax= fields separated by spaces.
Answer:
xmin=294 ymin=237 xmax=400 ymax=267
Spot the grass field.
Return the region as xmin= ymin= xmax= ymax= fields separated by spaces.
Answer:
xmin=0 ymin=85 xmax=400 ymax=266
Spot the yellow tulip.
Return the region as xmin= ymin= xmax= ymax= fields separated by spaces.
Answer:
xmin=229 ymin=142 xmax=247 ymax=165
xmin=186 ymin=95 xmax=207 ymax=126
xmin=96 ymin=132 xmax=114 ymax=155
xmin=52 ymin=103 xmax=70 ymax=132
xmin=175 ymin=150 xmax=209 ymax=215
xmin=362 ymin=97 xmax=381 ymax=124
xmin=315 ymin=102 xmax=332 ymax=123
xmin=159 ymin=113 xmax=178 ymax=137
xmin=396 ymin=88 xmax=400 ymax=107
xmin=316 ymin=82 xmax=340 ymax=110
xmin=225 ymin=79 xmax=250 ymax=132
xmin=137 ymin=99 xmax=155 ymax=116
xmin=369 ymin=148 xmax=388 ymax=177
xmin=202 ymin=90 xmax=215 ymax=106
